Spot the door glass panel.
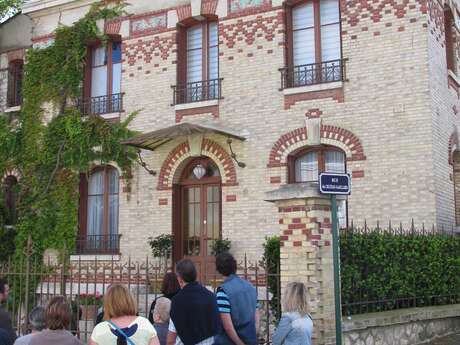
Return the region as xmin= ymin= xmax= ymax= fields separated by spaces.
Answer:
xmin=206 ymin=186 xmax=221 ymax=255
xmin=184 ymin=187 xmax=201 ymax=256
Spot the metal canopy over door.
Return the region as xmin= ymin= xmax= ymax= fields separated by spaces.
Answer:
xmin=176 ymin=158 xmax=221 ymax=283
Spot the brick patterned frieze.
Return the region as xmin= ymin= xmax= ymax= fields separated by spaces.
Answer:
xmin=449 ymin=129 xmax=459 ymax=165
xmin=219 ymin=11 xmax=283 ymax=49
xmin=427 ymin=0 xmax=445 ymax=43
xmin=105 ymin=19 xmax=122 ymax=35
xmin=122 ymin=34 xmax=176 ymax=66
xmin=201 ymin=0 xmax=219 ymax=15
xmin=267 ymin=124 xmax=366 ymax=168
xmin=157 ymin=139 xmax=238 ymax=190
xmin=177 ymin=4 xmax=192 ymax=22
xmin=175 ymin=105 xmax=219 ymax=123
xmin=228 ymin=0 xmax=272 ymax=18
xmin=284 ymin=88 xmax=344 ymax=109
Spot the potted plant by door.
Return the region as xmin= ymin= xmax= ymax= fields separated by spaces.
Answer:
xmin=148 ymin=234 xmax=173 ymax=291
xmin=209 ymin=238 xmax=232 ymax=288
xmin=78 ymin=292 xmax=102 ymax=320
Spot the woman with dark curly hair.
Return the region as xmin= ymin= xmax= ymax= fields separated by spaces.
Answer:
xmin=148 ymin=272 xmax=180 ymax=324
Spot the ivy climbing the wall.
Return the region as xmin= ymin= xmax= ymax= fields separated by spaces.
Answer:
xmin=0 ymin=2 xmax=137 ymax=266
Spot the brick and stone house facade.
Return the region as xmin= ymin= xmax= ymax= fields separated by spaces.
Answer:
xmin=1 ymin=0 xmax=460 ymax=269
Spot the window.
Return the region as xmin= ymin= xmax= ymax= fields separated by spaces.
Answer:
xmin=78 ymin=166 xmax=120 ymax=253
xmin=289 ymin=146 xmax=347 ymax=227
xmin=174 ymin=21 xmax=220 ymax=104
xmin=444 ymin=8 xmax=457 ymax=73
xmin=83 ymin=41 xmax=122 ymax=115
xmin=282 ymin=0 xmax=343 ymax=88
xmin=7 ymin=60 xmax=23 ymax=107
xmin=3 ymin=176 xmax=18 ymax=226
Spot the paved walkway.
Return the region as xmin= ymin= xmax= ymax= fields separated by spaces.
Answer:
xmin=425 ymin=333 xmax=460 ymax=345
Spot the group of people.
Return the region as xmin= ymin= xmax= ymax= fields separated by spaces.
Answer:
xmin=0 ymin=252 xmax=313 ymax=345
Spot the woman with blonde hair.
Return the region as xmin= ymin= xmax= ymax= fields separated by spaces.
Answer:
xmin=89 ymin=284 xmax=159 ymax=345
xmin=272 ymin=282 xmax=313 ymax=345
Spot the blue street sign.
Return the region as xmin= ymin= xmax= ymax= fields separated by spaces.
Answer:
xmin=319 ymin=173 xmax=351 ymax=195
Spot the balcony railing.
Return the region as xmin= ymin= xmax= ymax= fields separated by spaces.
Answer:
xmin=172 ymin=78 xmax=223 ymax=105
xmin=78 ymin=93 xmax=123 ymax=116
xmin=280 ymin=59 xmax=346 ymax=90
xmin=75 ymin=234 xmax=121 ymax=255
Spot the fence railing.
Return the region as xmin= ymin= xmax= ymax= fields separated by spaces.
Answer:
xmin=279 ymin=59 xmax=346 ymax=89
xmin=75 ymin=234 xmax=122 ymax=255
xmin=340 ymin=221 xmax=460 ymax=316
xmin=78 ymin=93 xmax=123 ymax=116
xmin=0 ymin=248 xmax=279 ymax=345
xmin=172 ymin=78 xmax=223 ymax=105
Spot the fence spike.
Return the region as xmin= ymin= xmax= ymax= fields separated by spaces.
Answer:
xmin=376 ymin=220 xmax=380 ymax=231
xmin=388 ymin=220 xmax=392 ymax=233
xmin=399 ymin=222 xmax=403 ymax=235
xmin=364 ymin=219 xmax=367 ymax=234
xmin=411 ymin=219 xmax=415 ymax=234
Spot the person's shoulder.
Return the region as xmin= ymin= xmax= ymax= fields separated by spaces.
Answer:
xmin=92 ymin=320 xmax=110 ymax=336
xmin=136 ymin=316 xmax=154 ymax=327
xmin=13 ymin=333 xmax=34 ymax=345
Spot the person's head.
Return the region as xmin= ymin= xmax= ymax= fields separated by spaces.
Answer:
xmin=175 ymin=259 xmax=197 ymax=287
xmin=45 ymin=296 xmax=71 ymax=330
xmin=103 ymin=284 xmax=137 ymax=320
xmin=282 ymin=282 xmax=308 ymax=316
xmin=0 ymin=278 xmax=9 ymax=303
xmin=29 ymin=306 xmax=45 ymax=333
xmin=161 ymin=272 xmax=180 ymax=296
xmin=153 ymin=297 xmax=171 ymax=324
xmin=216 ymin=252 xmax=237 ymax=277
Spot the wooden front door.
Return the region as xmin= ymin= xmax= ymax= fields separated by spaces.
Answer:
xmin=176 ymin=158 xmax=221 ymax=283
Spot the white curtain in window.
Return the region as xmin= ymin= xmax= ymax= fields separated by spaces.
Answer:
xmin=91 ymin=47 xmax=107 ymax=98
xmin=325 ymin=151 xmax=345 ymax=173
xmin=87 ymin=170 xmax=104 ymax=238
xmin=187 ymin=25 xmax=203 ymax=83
xmin=108 ymin=169 xmax=119 ymax=240
xmin=293 ymin=3 xmax=315 ymax=67
xmin=295 ymin=152 xmax=318 ymax=182
xmin=320 ymin=0 xmax=341 ymax=61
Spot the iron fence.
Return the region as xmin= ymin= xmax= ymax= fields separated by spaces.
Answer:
xmin=172 ymin=78 xmax=223 ymax=105
xmin=279 ymin=59 xmax=346 ymax=89
xmin=0 ymin=244 xmax=280 ymax=344
xmin=78 ymin=93 xmax=123 ymax=116
xmin=340 ymin=220 xmax=460 ymax=316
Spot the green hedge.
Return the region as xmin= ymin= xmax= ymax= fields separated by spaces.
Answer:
xmin=340 ymin=229 xmax=460 ymax=316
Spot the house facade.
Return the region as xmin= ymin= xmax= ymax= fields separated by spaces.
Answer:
xmin=1 ymin=0 xmax=460 ymax=272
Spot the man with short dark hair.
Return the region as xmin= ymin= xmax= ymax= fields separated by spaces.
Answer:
xmin=167 ymin=259 xmax=220 ymax=345
xmin=214 ymin=253 xmax=259 ymax=345
xmin=0 ymin=278 xmax=16 ymax=344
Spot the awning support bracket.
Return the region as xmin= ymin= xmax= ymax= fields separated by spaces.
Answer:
xmin=137 ymin=150 xmax=157 ymax=176
xmin=227 ymin=138 xmax=246 ymax=168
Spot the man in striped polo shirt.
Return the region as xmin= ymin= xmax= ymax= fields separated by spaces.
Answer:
xmin=214 ymin=253 xmax=259 ymax=345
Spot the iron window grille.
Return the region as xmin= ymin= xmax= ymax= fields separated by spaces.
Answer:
xmin=76 ymin=234 xmax=121 ymax=255
xmin=78 ymin=93 xmax=124 ymax=116
xmin=172 ymin=78 xmax=223 ymax=105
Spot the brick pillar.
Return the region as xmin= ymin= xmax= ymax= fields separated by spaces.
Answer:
xmin=266 ymin=185 xmax=337 ymax=345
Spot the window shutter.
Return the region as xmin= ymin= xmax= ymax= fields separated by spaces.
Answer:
xmin=320 ymin=0 xmax=341 ymax=61
xmin=187 ymin=25 xmax=203 ymax=83
xmin=7 ymin=63 xmax=14 ymax=107
xmin=177 ymin=26 xmax=188 ymax=86
xmin=292 ymin=3 xmax=315 ymax=66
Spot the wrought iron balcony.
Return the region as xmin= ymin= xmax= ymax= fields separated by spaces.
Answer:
xmin=78 ymin=93 xmax=124 ymax=116
xmin=172 ymin=78 xmax=223 ymax=105
xmin=75 ymin=234 xmax=121 ymax=255
xmin=280 ymin=59 xmax=346 ymax=90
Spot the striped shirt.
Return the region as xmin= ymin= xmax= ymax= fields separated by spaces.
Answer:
xmin=216 ymin=287 xmax=231 ymax=314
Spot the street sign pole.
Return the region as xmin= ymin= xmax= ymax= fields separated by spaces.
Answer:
xmin=330 ymin=194 xmax=342 ymax=345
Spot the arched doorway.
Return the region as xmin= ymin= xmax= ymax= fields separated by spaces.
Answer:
xmin=173 ymin=157 xmax=221 ymax=283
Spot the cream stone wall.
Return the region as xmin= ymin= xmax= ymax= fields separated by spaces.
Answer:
xmin=2 ymin=0 xmax=459 ymax=261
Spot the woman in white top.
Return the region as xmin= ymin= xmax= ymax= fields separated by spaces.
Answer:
xmin=89 ymin=283 xmax=160 ymax=345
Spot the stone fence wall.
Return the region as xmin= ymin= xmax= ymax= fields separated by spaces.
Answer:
xmin=342 ymin=304 xmax=460 ymax=345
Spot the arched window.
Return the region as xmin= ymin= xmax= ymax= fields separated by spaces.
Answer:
xmin=3 ymin=175 xmax=18 ymax=226
xmin=78 ymin=166 xmax=119 ymax=254
xmin=288 ymin=146 xmax=347 ymax=227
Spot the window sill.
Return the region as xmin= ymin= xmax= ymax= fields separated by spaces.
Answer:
xmin=174 ymin=99 xmax=219 ymax=111
xmin=282 ymin=81 xmax=343 ymax=96
xmin=4 ymin=105 xmax=21 ymax=112
xmin=70 ymin=254 xmax=121 ymax=261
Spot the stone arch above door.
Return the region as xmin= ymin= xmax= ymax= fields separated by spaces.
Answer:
xmin=157 ymin=139 xmax=238 ymax=190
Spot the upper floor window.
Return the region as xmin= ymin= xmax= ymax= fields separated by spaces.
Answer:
xmin=7 ymin=60 xmax=23 ymax=108
xmin=78 ymin=166 xmax=120 ymax=254
xmin=3 ymin=176 xmax=18 ymax=226
xmin=444 ymin=8 xmax=457 ymax=73
xmin=173 ymin=20 xmax=221 ymax=104
xmin=281 ymin=0 xmax=344 ymax=89
xmin=82 ymin=41 xmax=123 ymax=115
